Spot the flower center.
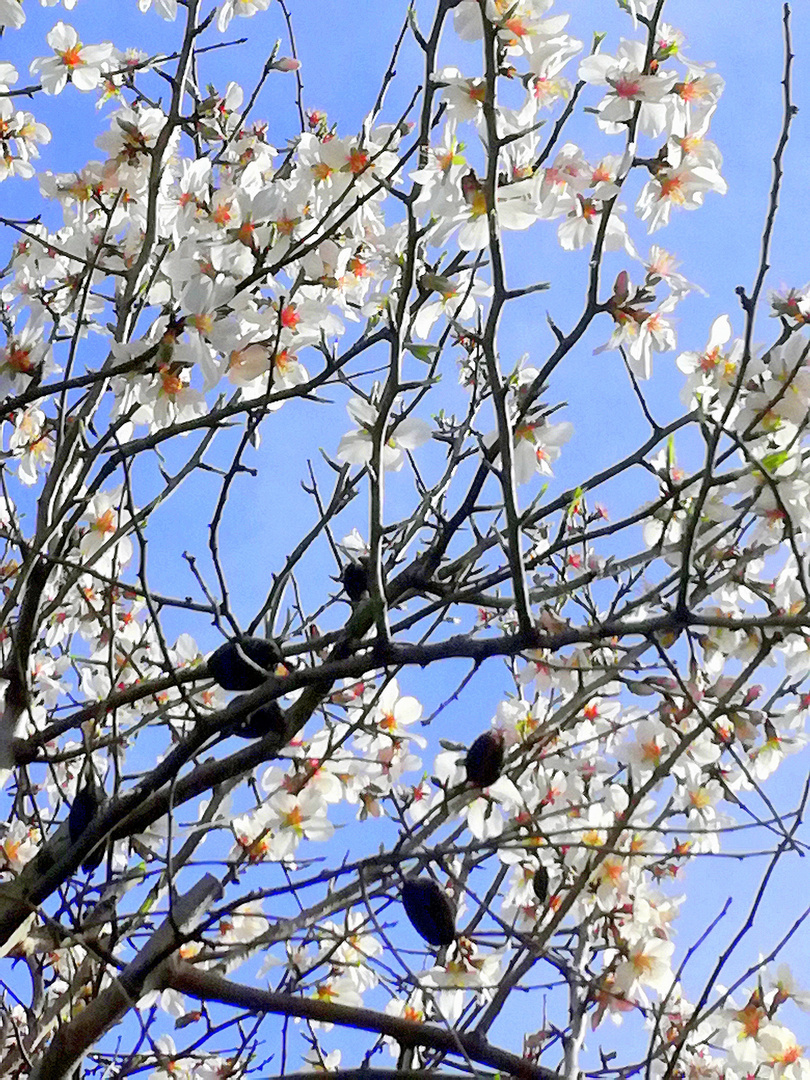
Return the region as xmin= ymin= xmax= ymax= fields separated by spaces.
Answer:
xmin=60 ymin=46 xmax=84 ymax=69
xmin=93 ymin=509 xmax=116 ymax=535
xmin=615 ymin=76 xmax=642 ymax=99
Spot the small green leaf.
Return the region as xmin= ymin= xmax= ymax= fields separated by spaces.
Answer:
xmin=666 ymin=435 xmax=676 ymax=468
xmin=761 ymin=450 xmax=788 ymax=473
xmin=405 ymin=342 xmax=439 ymax=362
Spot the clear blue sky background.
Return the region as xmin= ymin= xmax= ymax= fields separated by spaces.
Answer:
xmin=3 ymin=0 xmax=810 ymax=1066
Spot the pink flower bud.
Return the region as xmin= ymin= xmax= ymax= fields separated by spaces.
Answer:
xmin=742 ymin=685 xmax=763 ymax=707
xmin=273 ymin=57 xmax=301 ymax=72
xmin=613 ymin=270 xmax=629 ymax=302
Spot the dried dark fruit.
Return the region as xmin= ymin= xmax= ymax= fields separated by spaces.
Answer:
xmin=235 ymin=700 xmax=286 ymax=740
xmin=341 ymin=559 xmax=369 ymax=602
xmin=401 ymin=877 xmax=456 ymax=947
xmin=68 ymin=785 xmax=100 ymax=842
xmin=69 ymin=782 xmax=105 ymax=873
xmin=465 ymin=730 xmax=505 ymax=787
xmin=532 ymin=865 xmax=549 ymax=904
xmin=82 ymin=843 xmax=106 ymax=874
xmin=208 ymin=637 xmax=282 ymax=691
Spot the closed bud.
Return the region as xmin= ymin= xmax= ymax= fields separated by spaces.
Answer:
xmin=461 ymin=169 xmax=481 ymax=205
xmin=272 ymin=57 xmax=301 ymax=72
xmin=613 ymin=269 xmax=630 ymax=303
xmin=742 ymin=684 xmax=763 ymax=707
xmin=421 ymin=273 xmax=457 ymax=296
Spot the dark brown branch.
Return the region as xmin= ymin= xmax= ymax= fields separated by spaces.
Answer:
xmin=170 ymin=962 xmax=559 ymax=1080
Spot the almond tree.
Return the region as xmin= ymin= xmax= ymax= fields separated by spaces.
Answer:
xmin=0 ymin=1 xmax=809 ymax=1078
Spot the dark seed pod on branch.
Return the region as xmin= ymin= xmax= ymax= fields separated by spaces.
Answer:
xmin=465 ymin=730 xmax=505 ymax=788
xmin=401 ymin=876 xmax=456 ymax=947
xmin=82 ymin=843 xmax=106 ymax=874
xmin=69 ymin=782 xmax=105 ymax=873
xmin=234 ymin=700 xmax=286 ymax=741
xmin=68 ymin=785 xmax=100 ymax=843
xmin=341 ymin=558 xmax=369 ymax=602
xmin=208 ymin=636 xmax=282 ymax=691
xmin=532 ymin=865 xmax=549 ymax=904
